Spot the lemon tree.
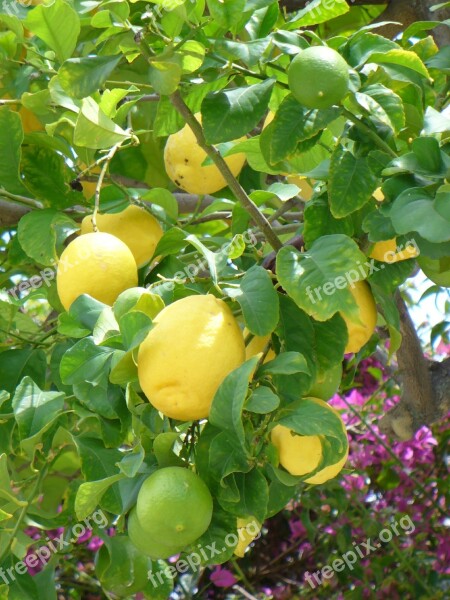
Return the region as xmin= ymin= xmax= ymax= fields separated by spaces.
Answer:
xmin=0 ymin=0 xmax=449 ymax=598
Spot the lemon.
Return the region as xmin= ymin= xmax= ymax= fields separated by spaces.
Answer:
xmin=271 ymin=399 xmax=348 ymax=485
xmin=138 ymin=294 xmax=245 ymax=420
xmin=164 ymin=114 xmax=246 ymax=195
xmin=19 ymin=106 xmax=43 ymax=133
xmin=369 ymin=238 xmax=419 ymax=263
xmin=288 ymin=47 xmax=350 ymax=109
xmin=80 ymin=205 xmax=163 ymax=268
xmin=234 ymin=517 xmax=261 ymax=558
xmin=340 ymin=281 xmax=377 ymax=354
xmin=373 ymin=187 xmax=385 ymax=202
xmin=307 ymin=362 xmax=342 ymax=401
xmin=286 ymin=175 xmax=314 ymax=201
xmin=128 ymin=508 xmax=184 ymax=559
xmin=136 ymin=467 xmax=213 ymax=546
xmin=244 ymin=330 xmax=276 ymax=362
xmin=56 ymin=232 xmax=138 ymax=311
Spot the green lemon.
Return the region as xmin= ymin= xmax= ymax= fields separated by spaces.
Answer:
xmin=288 ymin=46 xmax=350 ymax=109
xmin=136 ymin=466 xmax=213 ymax=546
xmin=128 ymin=508 xmax=184 ymax=559
xmin=418 ymin=256 xmax=450 ymax=287
xmin=308 ymin=362 xmax=343 ymax=401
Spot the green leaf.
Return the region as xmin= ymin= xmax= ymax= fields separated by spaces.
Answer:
xmin=202 ymin=79 xmax=275 ymax=144
xmin=245 ymin=386 xmax=280 ymax=414
xmin=0 ymin=348 xmax=47 ymax=394
xmin=233 ymin=266 xmax=279 ymax=336
xmin=12 ymin=377 xmax=64 ymax=450
xmin=0 ymin=107 xmax=27 ymax=195
xmin=425 ymin=46 xmax=450 ymax=74
xmin=184 ymin=507 xmax=237 ymax=566
xmin=329 ymin=147 xmax=378 ymax=218
xmin=69 ymin=295 xmax=109 ymax=331
xmin=215 ymin=38 xmax=270 ymax=67
xmin=388 ymin=188 xmax=450 ymax=243
xmin=411 ymin=137 xmax=444 ymax=173
xmin=312 ymin=314 xmax=348 ymax=372
xmin=74 ymin=98 xmax=130 ymax=149
xmin=24 ymin=0 xmax=80 ymax=63
xmin=75 ymin=474 xmax=124 ymax=521
xmin=276 ymin=398 xmax=346 ymax=446
xmin=276 ymin=234 xmax=368 ymax=321
xmin=358 ymin=85 xmax=405 ymax=133
xmin=209 ymin=431 xmax=252 ymax=482
xmin=206 ymin=0 xmax=246 ymax=31
xmin=260 ymin=95 xmax=339 ymax=164
xmin=209 ymin=359 xmax=258 ymax=448
xmin=141 ymin=188 xmax=179 ymax=220
xmin=149 ymin=60 xmax=182 ymax=96
xmin=287 ymin=0 xmax=349 ymax=27
xmin=119 ymin=311 xmax=152 ymax=350
xmin=185 ymin=234 xmax=228 ymax=286
xmin=370 ymin=49 xmax=431 ymax=79
xmin=304 ymin=197 xmax=354 ymax=247
xmin=60 ymin=337 xmax=115 ymax=385
xmin=259 ymin=352 xmax=309 ymax=376
xmin=18 ymin=209 xmax=77 ymax=266
xmin=58 ymin=55 xmax=122 ymax=99
xmin=218 ymin=469 xmax=268 ymax=523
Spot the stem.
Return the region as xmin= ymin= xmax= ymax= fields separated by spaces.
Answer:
xmin=268 ymin=197 xmax=303 ymax=223
xmin=169 ymin=91 xmax=283 ymax=252
xmin=0 ymin=189 xmax=43 ymax=209
xmin=0 ymin=99 xmax=22 ymax=105
xmin=0 ymin=467 xmax=47 ymax=563
xmin=92 ymin=143 xmax=123 ymax=231
xmin=342 ymin=108 xmax=398 ymax=158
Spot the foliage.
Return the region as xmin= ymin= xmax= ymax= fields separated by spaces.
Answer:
xmin=0 ymin=0 xmax=449 ymax=598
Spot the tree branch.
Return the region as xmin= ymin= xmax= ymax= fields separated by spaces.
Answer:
xmin=168 ymin=90 xmax=283 ymax=251
xmin=378 ymin=291 xmax=450 ymax=440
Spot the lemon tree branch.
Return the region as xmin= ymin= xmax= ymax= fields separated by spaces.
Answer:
xmin=169 ymin=91 xmax=283 ymax=252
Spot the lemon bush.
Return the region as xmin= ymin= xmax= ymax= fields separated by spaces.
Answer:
xmin=0 ymin=0 xmax=449 ymax=598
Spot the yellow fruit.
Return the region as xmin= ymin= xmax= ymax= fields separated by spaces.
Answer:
xmin=164 ymin=114 xmax=246 ymax=195
xmin=56 ymin=232 xmax=138 ymax=311
xmin=19 ymin=106 xmax=43 ymax=133
xmin=128 ymin=508 xmax=184 ymax=559
xmin=271 ymin=399 xmax=348 ymax=485
xmin=80 ymin=165 xmax=101 ymax=200
xmin=80 ymin=205 xmax=163 ymax=268
xmin=138 ymin=295 xmax=245 ymax=420
xmin=244 ymin=330 xmax=276 ymax=362
xmin=286 ymin=175 xmax=314 ymax=201
xmin=373 ymin=187 xmax=385 ymax=202
xmin=369 ymin=238 xmax=419 ymax=263
xmin=234 ymin=517 xmax=261 ymax=558
xmin=136 ymin=467 xmax=213 ymax=546
xmin=340 ymin=281 xmax=377 ymax=354
xmin=288 ymin=47 xmax=350 ymax=109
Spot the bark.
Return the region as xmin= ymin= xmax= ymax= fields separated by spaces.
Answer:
xmin=378 ymin=293 xmax=450 ymax=440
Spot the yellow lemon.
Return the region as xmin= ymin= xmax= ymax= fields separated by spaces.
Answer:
xmin=244 ymin=330 xmax=276 ymax=362
xmin=369 ymin=238 xmax=419 ymax=263
xmin=234 ymin=517 xmax=261 ymax=558
xmin=80 ymin=205 xmax=163 ymax=268
xmin=340 ymin=281 xmax=377 ymax=354
xmin=164 ymin=114 xmax=246 ymax=195
xmin=373 ymin=187 xmax=385 ymax=202
xmin=271 ymin=399 xmax=348 ymax=485
xmin=138 ymin=295 xmax=246 ymax=420
xmin=57 ymin=232 xmax=138 ymax=311
xmin=286 ymin=175 xmax=314 ymax=201
xmin=263 ymin=111 xmax=274 ymax=129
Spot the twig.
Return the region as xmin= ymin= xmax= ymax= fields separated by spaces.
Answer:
xmin=92 ymin=143 xmax=124 ymax=231
xmin=169 ymin=91 xmax=283 ymax=252
xmin=0 ymin=189 xmax=43 ymax=209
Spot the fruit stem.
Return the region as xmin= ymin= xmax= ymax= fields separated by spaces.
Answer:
xmin=169 ymin=91 xmax=283 ymax=252
xmin=341 ymin=108 xmax=398 ymax=158
xmin=92 ymin=142 xmax=123 ymax=232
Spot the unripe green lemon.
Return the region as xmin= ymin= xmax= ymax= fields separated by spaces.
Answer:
xmin=128 ymin=508 xmax=184 ymax=559
xmin=136 ymin=467 xmax=213 ymax=546
xmin=288 ymin=46 xmax=350 ymax=109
